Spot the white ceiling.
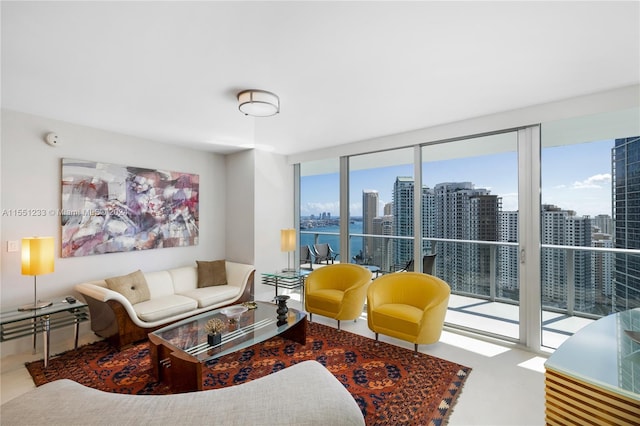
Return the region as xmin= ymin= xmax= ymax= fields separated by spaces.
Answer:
xmin=2 ymin=1 xmax=639 ymax=156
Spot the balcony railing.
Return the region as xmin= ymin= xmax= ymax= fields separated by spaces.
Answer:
xmin=301 ymin=229 xmax=640 ymax=347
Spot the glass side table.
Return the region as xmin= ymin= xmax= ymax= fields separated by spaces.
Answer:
xmin=261 ymin=270 xmax=311 ymax=305
xmin=1 ymin=300 xmax=89 ymax=368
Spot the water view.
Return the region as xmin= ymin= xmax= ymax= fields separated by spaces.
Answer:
xmin=300 ymin=220 xmax=363 ymax=263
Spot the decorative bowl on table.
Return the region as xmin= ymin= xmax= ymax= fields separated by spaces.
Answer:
xmin=220 ymin=305 xmax=248 ymax=323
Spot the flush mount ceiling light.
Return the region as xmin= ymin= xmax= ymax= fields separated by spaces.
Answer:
xmin=237 ymin=89 xmax=280 ymax=117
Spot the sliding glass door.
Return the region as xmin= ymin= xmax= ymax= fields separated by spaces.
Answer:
xmin=540 ymin=108 xmax=640 ymax=349
xmin=295 ymin=108 xmax=639 ymax=351
xmin=422 ymin=132 xmax=521 ymax=341
xmin=348 ymin=149 xmax=414 ymax=273
xmin=299 ymin=159 xmax=340 ymax=269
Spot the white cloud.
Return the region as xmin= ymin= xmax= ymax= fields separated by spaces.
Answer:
xmin=301 ymin=201 xmax=339 ymax=216
xmin=500 ymin=193 xmax=518 ymax=211
xmin=572 ymin=173 xmax=611 ymax=189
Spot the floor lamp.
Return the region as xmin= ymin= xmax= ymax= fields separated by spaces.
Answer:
xmin=281 ymin=228 xmax=296 ymax=272
xmin=19 ymin=236 xmax=55 ymax=311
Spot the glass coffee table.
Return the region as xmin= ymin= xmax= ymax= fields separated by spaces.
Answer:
xmin=148 ymin=300 xmax=306 ymax=393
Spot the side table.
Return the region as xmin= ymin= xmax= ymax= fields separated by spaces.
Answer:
xmin=544 ymin=308 xmax=640 ymax=425
xmin=1 ymin=300 xmax=89 ymax=368
xmin=261 ymin=270 xmax=311 ymax=305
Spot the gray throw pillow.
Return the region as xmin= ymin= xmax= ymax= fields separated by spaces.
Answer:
xmin=105 ymin=270 xmax=151 ymax=304
xmin=196 ymin=260 xmax=227 ymax=287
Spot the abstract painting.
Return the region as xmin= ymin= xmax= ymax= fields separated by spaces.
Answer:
xmin=61 ymin=158 xmax=199 ymax=257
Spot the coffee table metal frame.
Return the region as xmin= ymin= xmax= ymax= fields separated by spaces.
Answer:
xmin=149 ymin=301 xmax=306 ymax=393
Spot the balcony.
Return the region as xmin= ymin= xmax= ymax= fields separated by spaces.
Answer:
xmin=301 ymin=230 xmax=639 ymax=349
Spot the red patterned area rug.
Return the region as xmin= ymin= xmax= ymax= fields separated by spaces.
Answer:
xmin=26 ymin=322 xmax=471 ymax=425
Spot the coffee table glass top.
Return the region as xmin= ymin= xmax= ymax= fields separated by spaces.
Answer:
xmin=151 ymin=301 xmax=305 ymax=363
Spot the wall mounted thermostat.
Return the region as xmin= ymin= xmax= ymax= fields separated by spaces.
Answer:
xmin=45 ymin=132 xmax=59 ymax=147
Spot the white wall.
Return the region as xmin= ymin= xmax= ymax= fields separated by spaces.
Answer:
xmin=253 ymin=150 xmax=294 ymax=275
xmin=225 ymin=150 xmax=255 ymax=266
xmin=0 ymin=110 xmax=229 ymax=352
xmin=225 ymin=149 xmax=294 ymax=277
xmin=0 ymin=110 xmax=294 ymax=356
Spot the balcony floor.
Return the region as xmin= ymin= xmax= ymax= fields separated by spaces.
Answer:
xmin=447 ymin=294 xmax=595 ymax=349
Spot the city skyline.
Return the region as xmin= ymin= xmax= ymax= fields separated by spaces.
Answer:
xmin=300 ymin=137 xmax=639 ymax=315
xmin=301 ymin=138 xmax=615 ymax=219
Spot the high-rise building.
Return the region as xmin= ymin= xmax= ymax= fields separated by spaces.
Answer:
xmin=372 ymin=214 xmax=394 ymax=270
xmin=612 ymin=136 xmax=640 ymax=311
xmin=592 ymin=232 xmax=614 ymax=314
xmin=393 ymin=177 xmax=414 ymax=268
xmin=567 ymin=214 xmax=594 ymax=312
xmin=422 ymin=187 xmax=435 ymax=254
xmin=592 ymin=214 xmax=613 ymax=235
xmin=433 ymin=182 xmax=496 ymax=295
xmin=362 ymin=190 xmax=378 ymax=262
xmin=540 ymin=205 xmax=593 ymax=311
xmin=498 ymin=211 xmax=519 ymax=299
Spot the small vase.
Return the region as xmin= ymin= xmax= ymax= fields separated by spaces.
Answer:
xmin=274 ymin=294 xmax=290 ymax=324
xmin=207 ymin=332 xmax=221 ymax=346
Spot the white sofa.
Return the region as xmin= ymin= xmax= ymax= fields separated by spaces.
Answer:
xmin=75 ymin=261 xmax=255 ymax=349
xmin=0 ymin=361 xmax=365 ymax=425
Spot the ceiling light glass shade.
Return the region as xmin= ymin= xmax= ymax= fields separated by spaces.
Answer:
xmin=237 ymin=90 xmax=280 ymax=117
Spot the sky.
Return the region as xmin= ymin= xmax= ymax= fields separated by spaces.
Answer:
xmin=301 ymin=139 xmax=615 ymax=218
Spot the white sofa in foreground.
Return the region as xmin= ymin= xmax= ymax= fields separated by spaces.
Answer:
xmin=75 ymin=261 xmax=255 ymax=349
xmin=0 ymin=361 xmax=365 ymax=425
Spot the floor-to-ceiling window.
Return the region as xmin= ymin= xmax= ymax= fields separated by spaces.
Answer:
xmin=299 ymin=159 xmax=340 ymax=267
xmin=295 ymin=106 xmax=639 ymax=351
xmin=348 ymin=149 xmax=414 ymax=273
xmin=422 ymin=132 xmax=520 ymax=341
xmin=541 ymin=108 xmax=640 ymax=348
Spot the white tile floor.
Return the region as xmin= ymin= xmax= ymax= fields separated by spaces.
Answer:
xmin=1 ymin=283 xmax=548 ymax=425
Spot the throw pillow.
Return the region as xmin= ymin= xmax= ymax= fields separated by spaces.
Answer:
xmin=196 ymin=260 xmax=227 ymax=287
xmin=105 ymin=270 xmax=151 ymax=305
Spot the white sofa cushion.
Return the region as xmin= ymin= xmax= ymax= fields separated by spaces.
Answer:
xmin=143 ymin=270 xmax=175 ymax=298
xmin=180 ymin=286 xmax=241 ymax=309
xmin=134 ymin=294 xmax=197 ymax=322
xmin=168 ymin=266 xmax=199 ymax=294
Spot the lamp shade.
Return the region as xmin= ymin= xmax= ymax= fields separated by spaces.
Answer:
xmin=238 ymin=90 xmax=280 ymax=117
xmin=22 ymin=237 xmax=55 ymax=276
xmin=280 ymin=229 xmax=296 ymax=252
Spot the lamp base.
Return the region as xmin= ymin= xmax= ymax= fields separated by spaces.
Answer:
xmin=18 ymin=300 xmax=52 ymax=311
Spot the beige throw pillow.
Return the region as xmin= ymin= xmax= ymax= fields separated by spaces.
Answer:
xmin=197 ymin=260 xmax=227 ymax=287
xmin=105 ymin=270 xmax=151 ymax=304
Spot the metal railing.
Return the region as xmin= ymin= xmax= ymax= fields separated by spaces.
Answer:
xmin=300 ymin=229 xmax=640 ymax=321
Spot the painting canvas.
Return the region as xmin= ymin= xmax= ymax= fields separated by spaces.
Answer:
xmin=61 ymin=158 xmax=199 ymax=257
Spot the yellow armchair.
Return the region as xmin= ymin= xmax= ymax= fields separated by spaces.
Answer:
xmin=304 ymin=263 xmax=372 ymax=329
xmin=367 ymin=272 xmax=450 ymax=351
